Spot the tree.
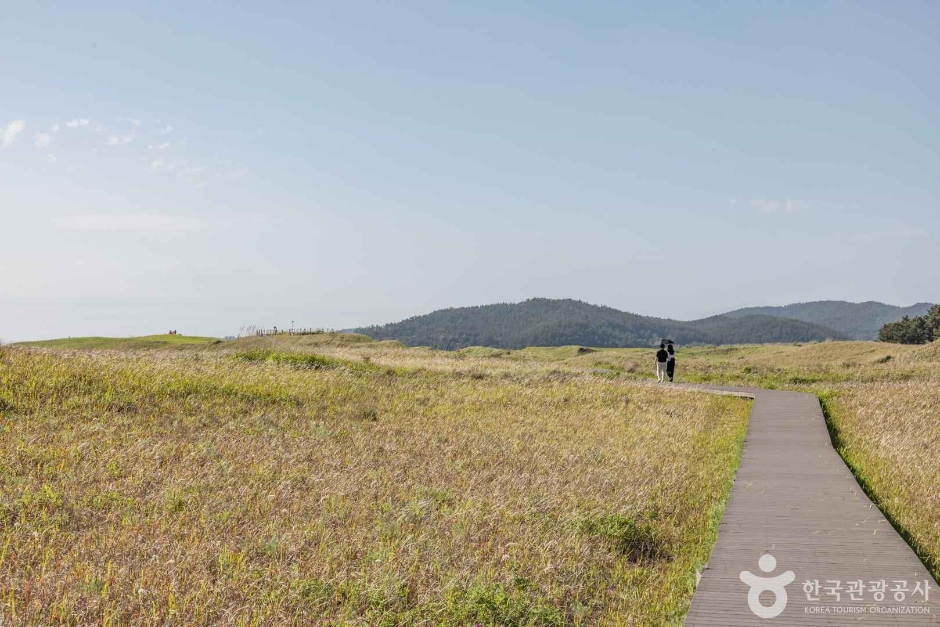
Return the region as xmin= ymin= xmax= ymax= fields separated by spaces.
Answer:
xmin=924 ymin=304 xmax=940 ymax=342
xmin=878 ymin=308 xmax=938 ymax=344
xmin=878 ymin=317 xmax=905 ymax=343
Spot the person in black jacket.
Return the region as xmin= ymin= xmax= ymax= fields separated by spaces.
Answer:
xmin=655 ymin=344 xmax=669 ymax=382
xmin=666 ymin=343 xmax=676 ymax=382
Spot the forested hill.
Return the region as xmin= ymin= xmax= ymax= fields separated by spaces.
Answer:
xmin=353 ymin=298 xmax=847 ymax=350
xmin=723 ymin=300 xmax=934 ymax=340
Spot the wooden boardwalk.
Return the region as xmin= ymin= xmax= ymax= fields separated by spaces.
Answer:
xmin=683 ymin=385 xmax=939 ymax=625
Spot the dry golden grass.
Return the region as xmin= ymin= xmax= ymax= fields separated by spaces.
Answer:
xmin=0 ymin=343 xmax=749 ymax=625
xmin=330 ymin=335 xmax=940 ymax=587
xmin=821 ymin=381 xmax=940 ymax=578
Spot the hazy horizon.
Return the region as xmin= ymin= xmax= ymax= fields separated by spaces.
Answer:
xmin=3 ymin=2 xmax=939 ymax=341
xmin=4 ymin=296 xmax=934 ymax=342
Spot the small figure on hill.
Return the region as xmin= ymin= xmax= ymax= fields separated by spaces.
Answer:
xmin=655 ymin=343 xmax=669 ymax=383
xmin=666 ymin=343 xmax=676 ymax=382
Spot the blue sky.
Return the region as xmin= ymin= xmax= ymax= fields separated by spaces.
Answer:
xmin=2 ymin=1 xmax=939 ymax=340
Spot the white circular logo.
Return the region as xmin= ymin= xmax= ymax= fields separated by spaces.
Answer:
xmin=739 ymin=553 xmax=796 ymax=618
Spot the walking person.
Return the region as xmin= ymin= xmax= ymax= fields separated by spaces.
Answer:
xmin=655 ymin=343 xmax=669 ymax=382
xmin=666 ymin=343 xmax=676 ymax=382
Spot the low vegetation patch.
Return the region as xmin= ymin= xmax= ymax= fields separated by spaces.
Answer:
xmin=445 ymin=580 xmax=567 ymax=626
xmin=575 ymin=511 xmax=666 ymax=562
xmin=235 ymin=349 xmax=360 ymax=370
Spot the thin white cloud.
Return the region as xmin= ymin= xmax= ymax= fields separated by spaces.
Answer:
xmin=150 ymin=158 xmax=205 ymax=184
xmin=20 ymin=115 xmax=231 ymax=183
xmin=34 ymin=132 xmax=53 ymax=148
xmin=56 ymin=213 xmax=201 ymax=233
xmin=106 ymin=134 xmax=135 ymax=146
xmin=752 ymin=198 xmax=797 ymax=214
xmin=1 ymin=119 xmax=26 ymax=147
xmin=46 ymin=154 xmax=57 ymax=164
xmin=152 ymin=158 xmax=193 ymax=174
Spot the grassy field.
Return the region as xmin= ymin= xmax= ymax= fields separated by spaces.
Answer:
xmin=252 ymin=336 xmax=940 ymax=584
xmin=5 ymin=333 xmax=937 ymax=624
xmin=0 ymin=338 xmax=750 ymax=625
xmin=17 ymin=335 xmax=220 ymax=350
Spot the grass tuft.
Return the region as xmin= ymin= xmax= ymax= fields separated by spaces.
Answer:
xmin=446 ymin=580 xmax=566 ymax=627
xmin=576 ymin=511 xmax=666 ymax=562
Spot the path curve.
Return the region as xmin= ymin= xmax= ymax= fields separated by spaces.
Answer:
xmin=681 ymin=385 xmax=939 ymax=625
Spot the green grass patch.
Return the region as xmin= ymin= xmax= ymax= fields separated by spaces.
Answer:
xmin=513 ymin=346 xmax=601 ymax=361
xmin=575 ymin=511 xmax=666 ymax=562
xmin=445 ymin=580 xmax=566 ymax=627
xmin=233 ymin=349 xmax=389 ymax=374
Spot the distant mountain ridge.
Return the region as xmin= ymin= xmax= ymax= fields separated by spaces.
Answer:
xmin=353 ymin=298 xmax=848 ymax=350
xmin=723 ymin=300 xmax=934 ymax=340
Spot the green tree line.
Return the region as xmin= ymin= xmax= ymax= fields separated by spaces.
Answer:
xmin=878 ymin=305 xmax=940 ymax=344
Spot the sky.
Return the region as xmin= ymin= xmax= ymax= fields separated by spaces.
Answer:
xmin=2 ymin=1 xmax=939 ymax=341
